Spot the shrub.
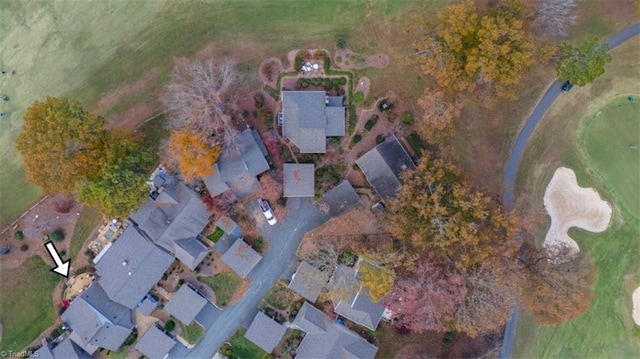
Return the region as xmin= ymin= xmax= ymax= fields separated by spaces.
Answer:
xmin=352 ymin=134 xmax=362 ymax=144
xmin=352 ymin=91 xmax=364 ymax=103
xmin=254 ymin=93 xmax=265 ymax=108
xmin=165 ymin=319 xmax=176 ymax=332
xmin=322 ymin=78 xmax=332 ymax=90
xmin=253 ymin=237 xmax=265 ymax=252
xmin=337 ymin=37 xmax=347 ymax=49
xmin=13 ymin=231 xmax=24 ymax=240
xmin=338 ymin=77 xmax=346 ymax=86
xmin=364 ymin=115 xmax=378 ymax=131
xmin=20 ymin=244 xmax=28 ymax=252
xmin=178 ymin=279 xmax=185 ymax=286
xmin=347 ymin=105 xmax=357 ymax=135
xmin=51 ymin=230 xmax=64 ymax=242
xmin=329 ymin=137 xmax=341 ymax=147
xmin=339 ymin=251 xmax=357 ymax=266
xmin=123 ymin=329 xmax=138 ymax=346
xmin=59 ymin=250 xmax=66 ymax=258
xmin=332 ymin=78 xmax=341 ymax=86
xmin=336 ymin=56 xmax=342 ymax=63
xmin=376 ymin=134 xmax=385 ymax=144
xmin=402 ymin=112 xmax=412 ymax=125
xmin=407 ymin=133 xmax=424 ymax=155
xmin=54 ymin=198 xmax=74 ymax=213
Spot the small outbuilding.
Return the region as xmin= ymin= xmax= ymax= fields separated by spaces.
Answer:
xmin=283 ymin=163 xmax=315 ymax=198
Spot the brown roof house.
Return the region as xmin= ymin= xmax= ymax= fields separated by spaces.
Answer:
xmin=244 ymin=311 xmax=287 ymax=353
xmin=220 ymin=238 xmax=262 ymax=278
xmin=283 ymin=163 xmax=315 ymax=198
xmin=292 ymin=302 xmax=378 ymax=359
xmin=282 ymin=91 xmax=345 ymax=153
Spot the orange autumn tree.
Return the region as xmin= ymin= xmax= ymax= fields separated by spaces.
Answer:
xmin=164 ymin=130 xmax=220 ymax=182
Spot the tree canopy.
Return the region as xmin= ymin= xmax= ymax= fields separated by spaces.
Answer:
xmin=358 ymin=261 xmax=395 ymax=303
xmin=15 ymin=97 xmax=109 ymax=194
xmin=163 ymin=130 xmax=221 ymax=182
xmin=556 ymin=37 xmax=611 ymax=86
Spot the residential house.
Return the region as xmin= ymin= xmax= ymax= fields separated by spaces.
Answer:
xmin=61 ymin=282 xmax=134 ymax=354
xmin=292 ymin=302 xmax=378 ymax=359
xmin=355 ymin=134 xmax=416 ymax=199
xmin=95 ymin=226 xmax=173 ymax=309
xmin=31 ymin=336 xmax=92 ymax=359
xmin=288 ymin=261 xmax=330 ymax=302
xmin=282 ymin=91 xmax=345 ymax=153
xmin=215 ymin=215 xmax=242 ymax=238
xmin=203 ymin=128 xmax=270 ymax=198
xmin=164 ymin=284 xmax=208 ymax=325
xmin=130 ymin=173 xmax=210 ymax=270
xmin=244 ymin=311 xmax=287 ymax=353
xmin=136 ymin=294 xmax=158 ymax=316
xmin=220 ymin=238 xmax=262 ymax=278
xmin=283 ymin=163 xmax=315 ymax=198
xmin=329 ymin=266 xmax=386 ymax=331
xmin=135 ymin=324 xmax=177 ymax=359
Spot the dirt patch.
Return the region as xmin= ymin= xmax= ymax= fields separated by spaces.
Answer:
xmin=108 ymin=103 xmax=157 ymax=131
xmin=259 ymin=57 xmax=283 ymax=88
xmin=334 ymin=49 xmax=389 ymax=70
xmin=0 ymin=196 xmax=83 ymax=270
xmin=633 ymin=287 xmax=640 ymax=326
xmin=543 ymin=167 xmax=612 ymax=252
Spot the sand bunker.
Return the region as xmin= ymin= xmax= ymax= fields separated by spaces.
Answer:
xmin=633 ymin=287 xmax=640 ymax=326
xmin=543 ymin=167 xmax=612 ymax=252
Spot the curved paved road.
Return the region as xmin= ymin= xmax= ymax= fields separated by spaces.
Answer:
xmin=499 ymin=22 xmax=640 ymax=359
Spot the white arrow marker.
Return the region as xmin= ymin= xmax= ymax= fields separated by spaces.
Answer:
xmin=44 ymin=241 xmax=70 ymax=278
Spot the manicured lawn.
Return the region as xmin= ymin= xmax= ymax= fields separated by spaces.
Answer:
xmin=178 ymin=321 xmax=204 ymax=345
xmin=207 ymin=227 xmax=225 ymax=243
xmin=223 ymin=328 xmax=268 ymax=359
xmin=198 ymin=272 xmax=241 ymax=307
xmin=582 ymin=96 xmax=640 ymax=218
xmin=69 ymin=206 xmax=103 ymax=261
xmin=0 ymin=256 xmax=61 ymax=351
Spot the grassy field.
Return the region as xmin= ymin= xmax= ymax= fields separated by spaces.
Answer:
xmin=224 ymin=328 xmax=268 ymax=359
xmin=513 ymin=37 xmax=640 ymax=358
xmin=198 ymin=272 xmax=242 ymax=308
xmin=581 ymin=97 xmax=640 ymax=218
xmin=0 ymin=256 xmax=61 ymax=351
xmin=68 ymin=206 xmax=103 ymax=261
xmin=178 ymin=321 xmax=204 ymax=345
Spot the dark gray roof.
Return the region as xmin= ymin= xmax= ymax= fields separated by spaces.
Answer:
xmin=62 ymin=282 xmax=134 ymax=354
xmin=293 ymin=302 xmax=378 ymax=359
xmin=130 ymin=174 xmax=211 ymax=255
xmin=203 ymin=129 xmax=270 ymax=196
xmin=32 ymin=336 xmax=92 ymax=359
xmin=245 ymin=311 xmax=287 ymax=353
xmin=136 ymin=295 xmax=157 ymax=316
xmin=355 ymin=135 xmax=416 ymax=199
xmin=220 ymin=238 xmax=262 ymax=278
xmin=322 ymin=180 xmax=360 ymax=216
xmin=135 ymin=325 xmax=176 ymax=359
xmin=96 ymin=226 xmax=173 ymax=309
xmin=173 ymin=238 xmax=209 ymax=271
xmin=334 ymin=287 xmax=385 ymax=331
xmin=289 ymin=262 xmax=329 ymax=302
xmin=282 ymin=91 xmax=345 ymax=153
xmin=164 ymin=284 xmax=208 ymax=325
xmin=283 ymin=163 xmax=315 ymax=197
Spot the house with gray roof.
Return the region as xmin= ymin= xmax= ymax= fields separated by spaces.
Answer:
xmin=244 ymin=311 xmax=287 ymax=353
xmin=292 ymin=302 xmax=378 ymax=359
xmin=203 ymin=128 xmax=270 ymax=198
xmin=164 ymin=284 xmax=208 ymax=325
xmin=283 ymin=163 xmax=315 ymax=197
xmin=220 ymin=238 xmax=262 ymax=278
xmin=282 ymin=91 xmax=345 ymax=153
xmin=32 ymin=336 xmax=92 ymax=359
xmin=95 ymin=226 xmax=173 ymax=309
xmin=136 ymin=294 xmax=158 ymax=316
xmin=355 ymin=134 xmax=416 ymax=199
xmin=329 ymin=266 xmax=386 ymax=331
xmin=61 ymin=282 xmax=134 ymax=354
xmin=130 ymin=173 xmax=210 ymax=270
xmin=135 ymin=324 xmax=176 ymax=359
xmin=289 ymin=261 xmax=329 ymax=302
xmin=215 ymin=215 xmax=242 ymax=237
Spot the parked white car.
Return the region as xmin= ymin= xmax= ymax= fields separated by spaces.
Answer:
xmin=257 ymin=198 xmax=277 ymax=225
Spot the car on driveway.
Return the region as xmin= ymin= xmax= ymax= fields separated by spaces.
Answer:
xmin=561 ymin=81 xmax=574 ymax=92
xmin=257 ymin=198 xmax=277 ymax=225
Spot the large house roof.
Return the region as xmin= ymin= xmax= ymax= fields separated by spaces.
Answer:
xmin=293 ymin=302 xmax=378 ymax=359
xmin=173 ymin=238 xmax=209 ymax=271
xmin=95 ymin=226 xmax=173 ymax=309
xmin=130 ymin=174 xmax=211 ymax=255
xmin=245 ymin=311 xmax=287 ymax=353
xmin=220 ymin=238 xmax=262 ymax=278
xmin=288 ymin=261 xmax=329 ymax=302
xmin=164 ymin=284 xmax=208 ymax=325
xmin=61 ymin=282 xmax=134 ymax=354
xmin=355 ymin=135 xmax=416 ymax=199
xmin=282 ymin=91 xmax=345 ymax=153
xmin=32 ymin=336 xmax=92 ymax=359
xmin=203 ymin=129 xmax=270 ymax=197
xmin=283 ymin=163 xmax=315 ymax=197
xmin=135 ymin=325 xmax=176 ymax=359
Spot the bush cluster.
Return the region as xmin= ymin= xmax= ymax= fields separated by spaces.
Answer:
xmin=407 ymin=133 xmax=424 ymax=155
xmin=254 ymin=93 xmax=273 ymax=123
xmin=164 ymin=319 xmax=176 ymax=332
xmin=51 ymin=230 xmax=64 ymax=242
xmin=13 ymin=230 xmax=24 ymax=240
xmin=364 ymin=115 xmax=378 ymax=131
xmin=352 ymin=91 xmax=365 ymax=103
xmin=402 ymin=112 xmax=413 ymax=125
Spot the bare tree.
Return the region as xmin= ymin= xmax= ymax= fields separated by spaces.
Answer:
xmin=162 ymin=58 xmax=240 ymax=148
xmin=533 ymin=0 xmax=577 ymax=38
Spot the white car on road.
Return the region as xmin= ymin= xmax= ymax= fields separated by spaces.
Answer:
xmin=257 ymin=198 xmax=277 ymax=225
